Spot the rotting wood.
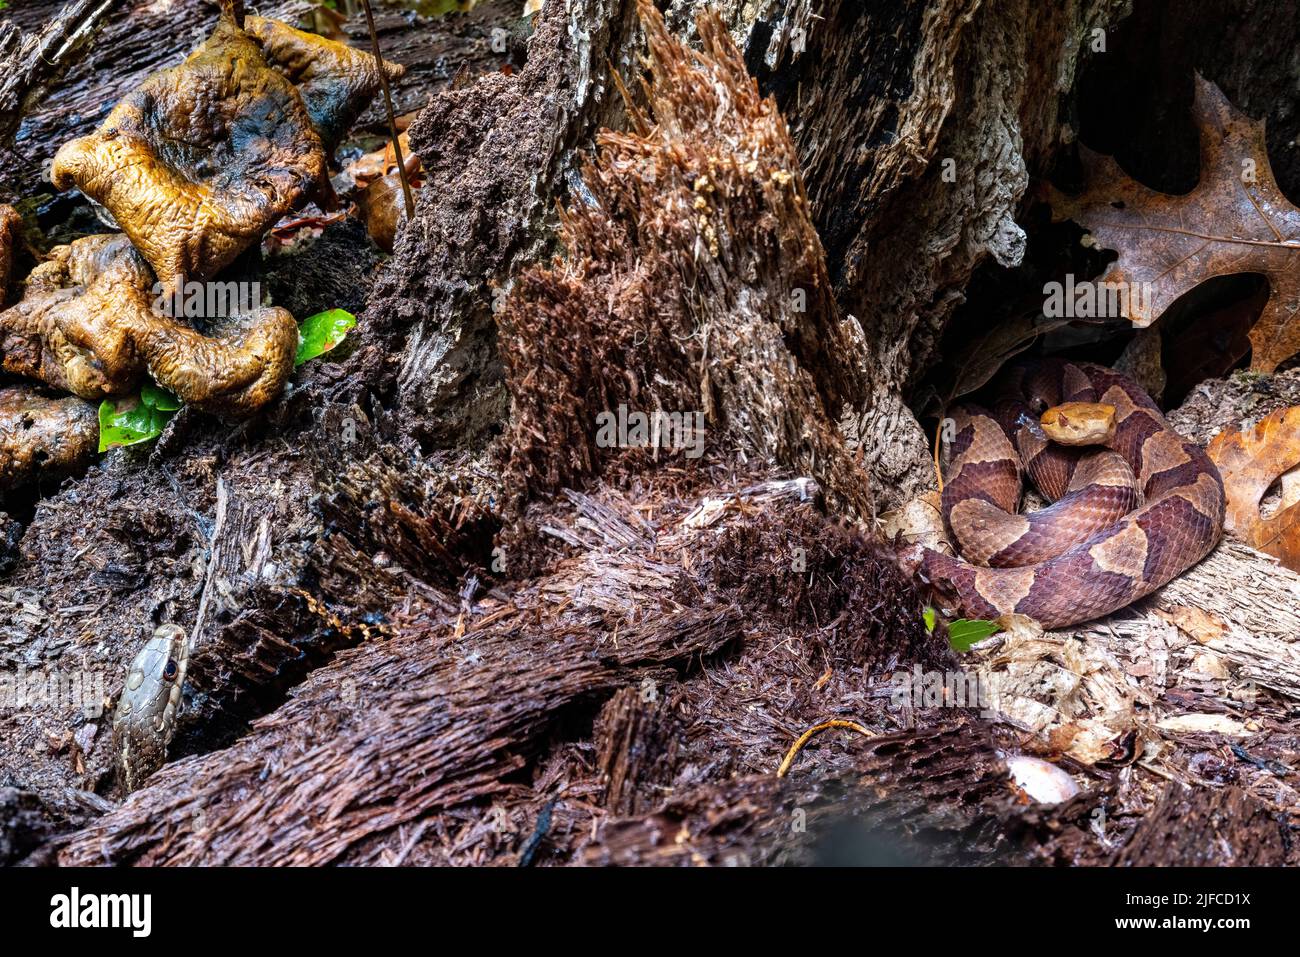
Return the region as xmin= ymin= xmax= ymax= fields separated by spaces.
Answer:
xmin=53 ymin=469 xmax=938 ymax=864
xmin=0 ymin=2 xmax=518 ymax=805
xmin=581 ymin=719 xmax=1075 ymax=866
xmin=593 ymin=685 xmax=683 ymax=817
xmin=1113 ymin=782 xmax=1290 ymax=866
xmin=58 ymin=601 xmax=743 ymax=865
xmin=360 ymin=0 xmax=644 ymax=447
xmin=0 ymin=0 xmax=119 ymax=147
xmin=497 ymin=0 xmax=872 ymax=518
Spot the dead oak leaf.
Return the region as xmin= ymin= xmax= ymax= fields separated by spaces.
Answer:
xmin=1153 ymin=605 xmax=1229 ymax=645
xmin=1050 ymin=75 xmax=1300 ymax=372
xmin=1206 ymin=405 xmax=1300 ymax=569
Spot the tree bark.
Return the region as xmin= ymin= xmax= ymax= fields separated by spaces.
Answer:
xmin=0 ymin=0 xmax=119 ymax=149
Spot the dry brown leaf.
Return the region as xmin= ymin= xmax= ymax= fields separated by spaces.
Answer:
xmin=880 ymin=490 xmax=947 ymax=550
xmin=1154 ymin=605 xmax=1230 ymax=644
xmin=1189 ymin=651 xmax=1231 ymax=679
xmin=1207 ymin=405 xmax=1300 ymax=569
xmin=974 ymin=621 xmax=1142 ymax=766
xmin=941 ymin=313 xmax=1068 ymax=408
xmin=1050 ymin=75 xmax=1300 ymax=372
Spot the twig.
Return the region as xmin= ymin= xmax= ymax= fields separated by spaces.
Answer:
xmin=359 ymin=0 xmax=415 ymax=221
xmin=387 ymin=819 xmax=430 ymax=866
xmin=189 ymin=477 xmax=230 ymax=657
xmin=776 ymin=719 xmax=875 ymax=777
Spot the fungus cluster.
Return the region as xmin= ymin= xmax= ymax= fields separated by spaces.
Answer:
xmin=0 ymin=386 xmax=99 ymax=490
xmin=51 ymin=17 xmax=329 ymax=286
xmin=0 ymin=4 xmax=403 ymax=490
xmin=0 ymin=234 xmax=298 ymax=416
xmin=0 ymin=208 xmax=99 ymax=489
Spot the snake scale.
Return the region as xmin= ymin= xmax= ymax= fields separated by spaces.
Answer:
xmin=113 ymin=624 xmax=190 ymax=794
xmin=922 ymin=360 xmax=1225 ymax=629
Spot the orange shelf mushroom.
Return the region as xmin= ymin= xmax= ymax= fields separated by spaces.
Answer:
xmin=0 ymin=386 xmax=98 ymax=490
xmin=245 ymin=16 xmax=406 ymax=152
xmin=50 ymin=10 xmax=406 ymax=286
xmin=0 ymin=205 xmax=20 ymax=299
xmin=0 ymin=234 xmax=297 ymax=417
xmin=5 ymin=7 xmax=405 ymax=440
xmin=50 ymin=12 xmax=328 ymax=285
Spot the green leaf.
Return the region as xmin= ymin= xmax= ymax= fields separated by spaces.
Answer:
xmin=295 ymin=308 xmax=356 ymax=366
xmin=947 ymin=618 xmax=1001 ymax=652
xmin=140 ymin=381 xmax=181 ymax=412
xmin=98 ymin=381 xmax=181 ymax=452
xmin=923 ymin=606 xmax=937 ymax=634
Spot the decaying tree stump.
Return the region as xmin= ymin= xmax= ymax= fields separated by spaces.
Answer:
xmin=359 ymin=0 xmax=646 ymax=447
xmin=497 ymin=1 xmax=874 ymax=516
xmin=370 ymin=0 xmax=1135 ymax=509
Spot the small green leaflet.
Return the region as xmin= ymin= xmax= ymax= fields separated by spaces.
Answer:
xmin=97 ymin=381 xmax=181 ymax=452
xmin=96 ymin=309 xmax=354 ymax=450
xmin=947 ymin=618 xmax=1001 ymax=652
xmin=923 ymin=606 xmax=937 ymax=634
xmin=295 ymin=308 xmax=357 ymax=366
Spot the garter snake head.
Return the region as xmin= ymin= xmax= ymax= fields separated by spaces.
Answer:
xmin=113 ymin=624 xmax=190 ymax=793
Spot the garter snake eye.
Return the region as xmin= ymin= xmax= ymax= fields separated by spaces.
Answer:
xmin=114 ymin=624 xmax=189 ymax=792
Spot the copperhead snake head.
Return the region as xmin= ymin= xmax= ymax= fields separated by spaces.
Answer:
xmin=921 ymin=360 xmax=1225 ymax=629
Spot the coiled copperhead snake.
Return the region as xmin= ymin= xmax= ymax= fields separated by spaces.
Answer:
xmin=921 ymin=360 xmax=1225 ymax=629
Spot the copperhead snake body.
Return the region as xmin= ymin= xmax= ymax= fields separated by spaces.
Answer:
xmin=922 ymin=360 xmax=1225 ymax=629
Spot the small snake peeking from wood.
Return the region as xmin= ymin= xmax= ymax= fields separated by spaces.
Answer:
xmin=109 ymin=592 xmax=386 ymax=791
xmin=921 ymin=360 xmax=1225 ymax=629
xmin=113 ymin=624 xmax=190 ymax=793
